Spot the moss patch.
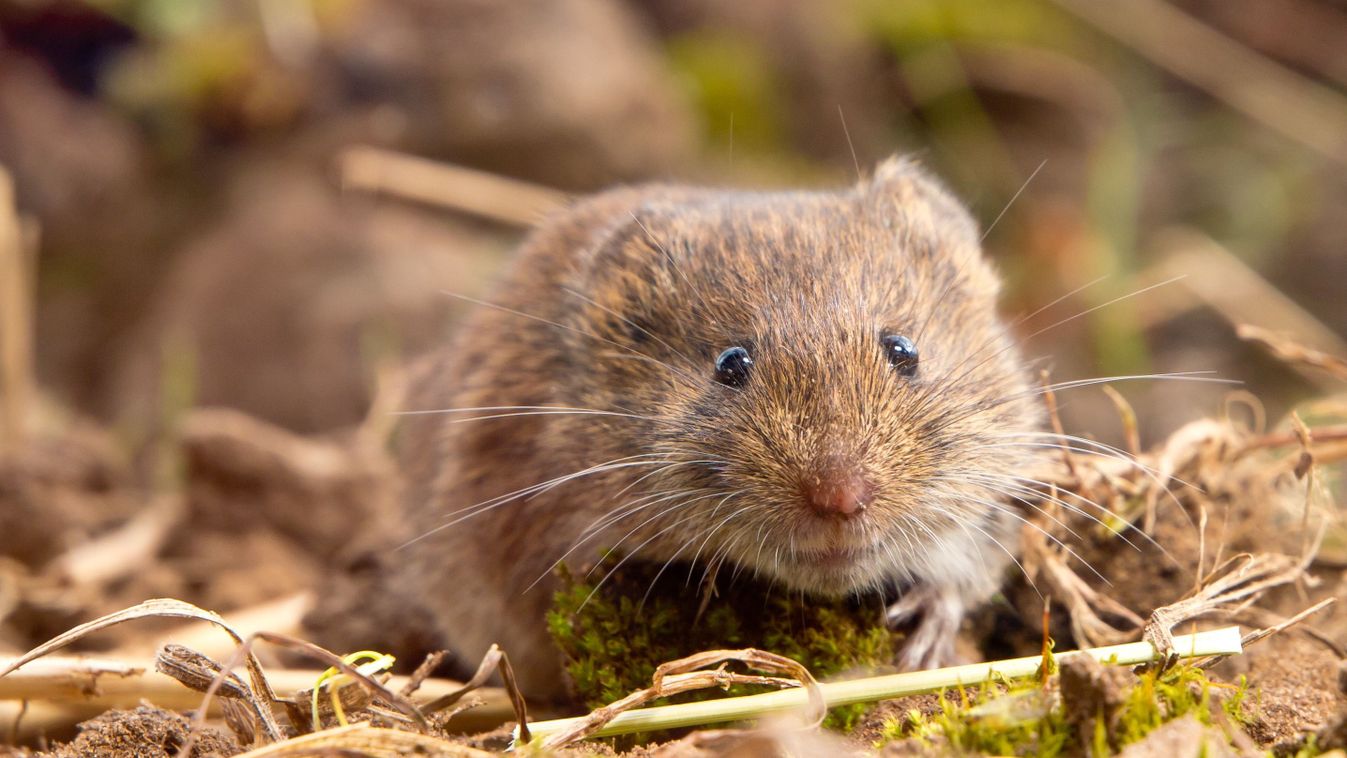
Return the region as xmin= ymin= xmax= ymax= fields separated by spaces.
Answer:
xmin=547 ymin=557 xmax=901 ymax=731
xmin=874 ymin=663 xmax=1253 ymax=756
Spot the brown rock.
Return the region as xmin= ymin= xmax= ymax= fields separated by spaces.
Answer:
xmin=1059 ymin=653 xmax=1136 ymax=749
xmin=113 ymin=167 xmax=505 ymax=434
xmin=1116 ymin=715 xmax=1236 ymax=758
xmin=327 ymin=0 xmax=697 ymax=189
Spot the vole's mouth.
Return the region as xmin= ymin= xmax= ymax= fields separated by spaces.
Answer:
xmin=790 ymin=541 xmax=880 ymax=569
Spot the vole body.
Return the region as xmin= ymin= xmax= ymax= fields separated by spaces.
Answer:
xmin=395 ymin=158 xmax=1041 ymax=700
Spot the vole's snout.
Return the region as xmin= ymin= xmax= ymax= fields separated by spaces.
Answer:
xmin=801 ymin=455 xmax=873 ymax=518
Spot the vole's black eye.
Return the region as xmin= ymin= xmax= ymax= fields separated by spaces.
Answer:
xmin=714 ymin=346 xmax=753 ymax=388
xmin=882 ymin=334 xmax=919 ymax=377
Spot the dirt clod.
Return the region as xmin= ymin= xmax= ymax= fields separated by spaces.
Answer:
xmin=1114 ymin=715 xmax=1237 ymax=758
xmin=45 ymin=705 xmax=240 ymax=758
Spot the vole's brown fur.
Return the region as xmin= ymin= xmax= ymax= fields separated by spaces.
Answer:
xmin=395 ymin=157 xmax=1042 ymax=700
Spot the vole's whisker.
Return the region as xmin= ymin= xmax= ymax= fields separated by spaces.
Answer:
xmin=578 ymin=495 xmax=732 ymax=612
xmin=526 ymin=487 xmax=718 ymax=592
xmin=981 ymin=158 xmax=1046 ymax=242
xmin=956 ymin=472 xmax=1140 ymax=550
xmin=991 ymin=473 xmax=1178 ymax=564
xmin=576 ymin=483 xmax=718 ymax=544
xmin=447 ymin=410 xmax=651 ymax=424
xmin=441 ymin=290 xmax=702 ymax=387
xmin=932 ymin=474 xmax=1086 ymax=543
xmin=582 ymin=490 xmax=730 ymax=582
xmin=969 ymin=439 xmax=1181 ymax=496
xmin=925 ymin=276 xmax=1189 ymax=415
xmin=392 ymin=404 xmax=646 ymax=418
xmin=646 ymin=516 xmax=742 ymax=606
xmin=690 ymin=500 xmax=756 ymax=571
xmin=905 ymin=274 xmax=1106 ymax=422
xmin=942 ymin=511 xmax=1038 ymax=600
xmin=562 ymin=286 xmax=698 ymax=368
xmin=400 ymin=455 xmax=681 ymax=548
xmin=1023 ymin=275 xmax=1187 ymax=345
xmin=962 ymin=496 xmax=1111 ymax=585
xmin=599 ymin=458 xmax=727 ymax=507
xmin=971 ymin=432 xmax=1195 ymax=525
xmin=1010 ymin=274 xmax=1111 ymax=331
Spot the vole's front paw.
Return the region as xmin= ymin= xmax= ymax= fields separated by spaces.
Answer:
xmin=886 ymin=583 xmax=965 ymax=670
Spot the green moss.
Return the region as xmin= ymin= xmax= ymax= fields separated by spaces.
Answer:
xmin=874 ymin=663 xmax=1254 ymax=755
xmin=665 ymin=32 xmax=787 ymax=155
xmin=547 ymin=557 xmax=901 ymax=732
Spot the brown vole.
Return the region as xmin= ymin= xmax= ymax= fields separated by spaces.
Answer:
xmin=394 ymin=157 xmax=1042 ymax=700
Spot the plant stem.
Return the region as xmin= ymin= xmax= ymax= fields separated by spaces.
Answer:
xmin=521 ymin=625 xmax=1243 ymax=743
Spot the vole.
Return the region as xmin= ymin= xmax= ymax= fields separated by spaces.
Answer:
xmin=394 ymin=157 xmax=1042 ymax=700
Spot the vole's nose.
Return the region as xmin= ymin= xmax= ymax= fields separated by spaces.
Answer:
xmin=802 ymin=457 xmax=873 ymax=518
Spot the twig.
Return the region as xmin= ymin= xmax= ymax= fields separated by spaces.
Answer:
xmin=339 ymin=146 xmax=570 ymax=228
xmin=521 ymin=627 xmax=1243 ymax=744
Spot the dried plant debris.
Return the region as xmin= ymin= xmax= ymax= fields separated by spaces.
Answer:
xmin=533 ymin=648 xmax=824 ymax=751
xmin=0 ymin=598 xmax=529 ymax=757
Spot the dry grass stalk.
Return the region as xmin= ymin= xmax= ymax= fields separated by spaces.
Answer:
xmin=1238 ymin=323 xmax=1347 ymax=383
xmin=115 ymin=592 xmax=313 ymax=659
xmin=0 ymin=167 xmax=35 ymax=451
xmin=176 ymin=630 xmax=532 ymax=757
xmin=1141 ymin=229 xmax=1347 ymax=390
xmin=1232 ymin=598 xmax=1342 ymax=656
xmin=1237 ymin=597 xmax=1337 ymax=650
xmin=339 ymin=146 xmax=570 ymax=228
xmin=173 ymin=630 xmax=426 ymax=757
xmin=231 ymin=723 xmax=494 ymax=758
xmin=45 ymin=496 xmax=183 ymax=587
xmin=1049 ymin=0 xmax=1347 ymax=165
xmin=1015 ymin=347 xmax=1341 ymax=671
xmin=0 ymin=598 xmax=284 ymax=741
xmin=0 ymin=653 xmax=512 ymax=727
xmin=419 ymin=644 xmax=530 ymax=740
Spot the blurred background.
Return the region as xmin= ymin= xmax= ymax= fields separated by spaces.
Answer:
xmin=2 ymin=0 xmax=1346 ymax=457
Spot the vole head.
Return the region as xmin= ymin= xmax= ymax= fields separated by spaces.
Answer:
xmin=559 ymin=157 xmax=1040 ymax=597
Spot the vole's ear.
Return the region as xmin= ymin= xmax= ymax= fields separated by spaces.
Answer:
xmin=865 ymin=155 xmax=999 ymax=295
xmin=865 ymin=156 xmax=979 ymax=241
